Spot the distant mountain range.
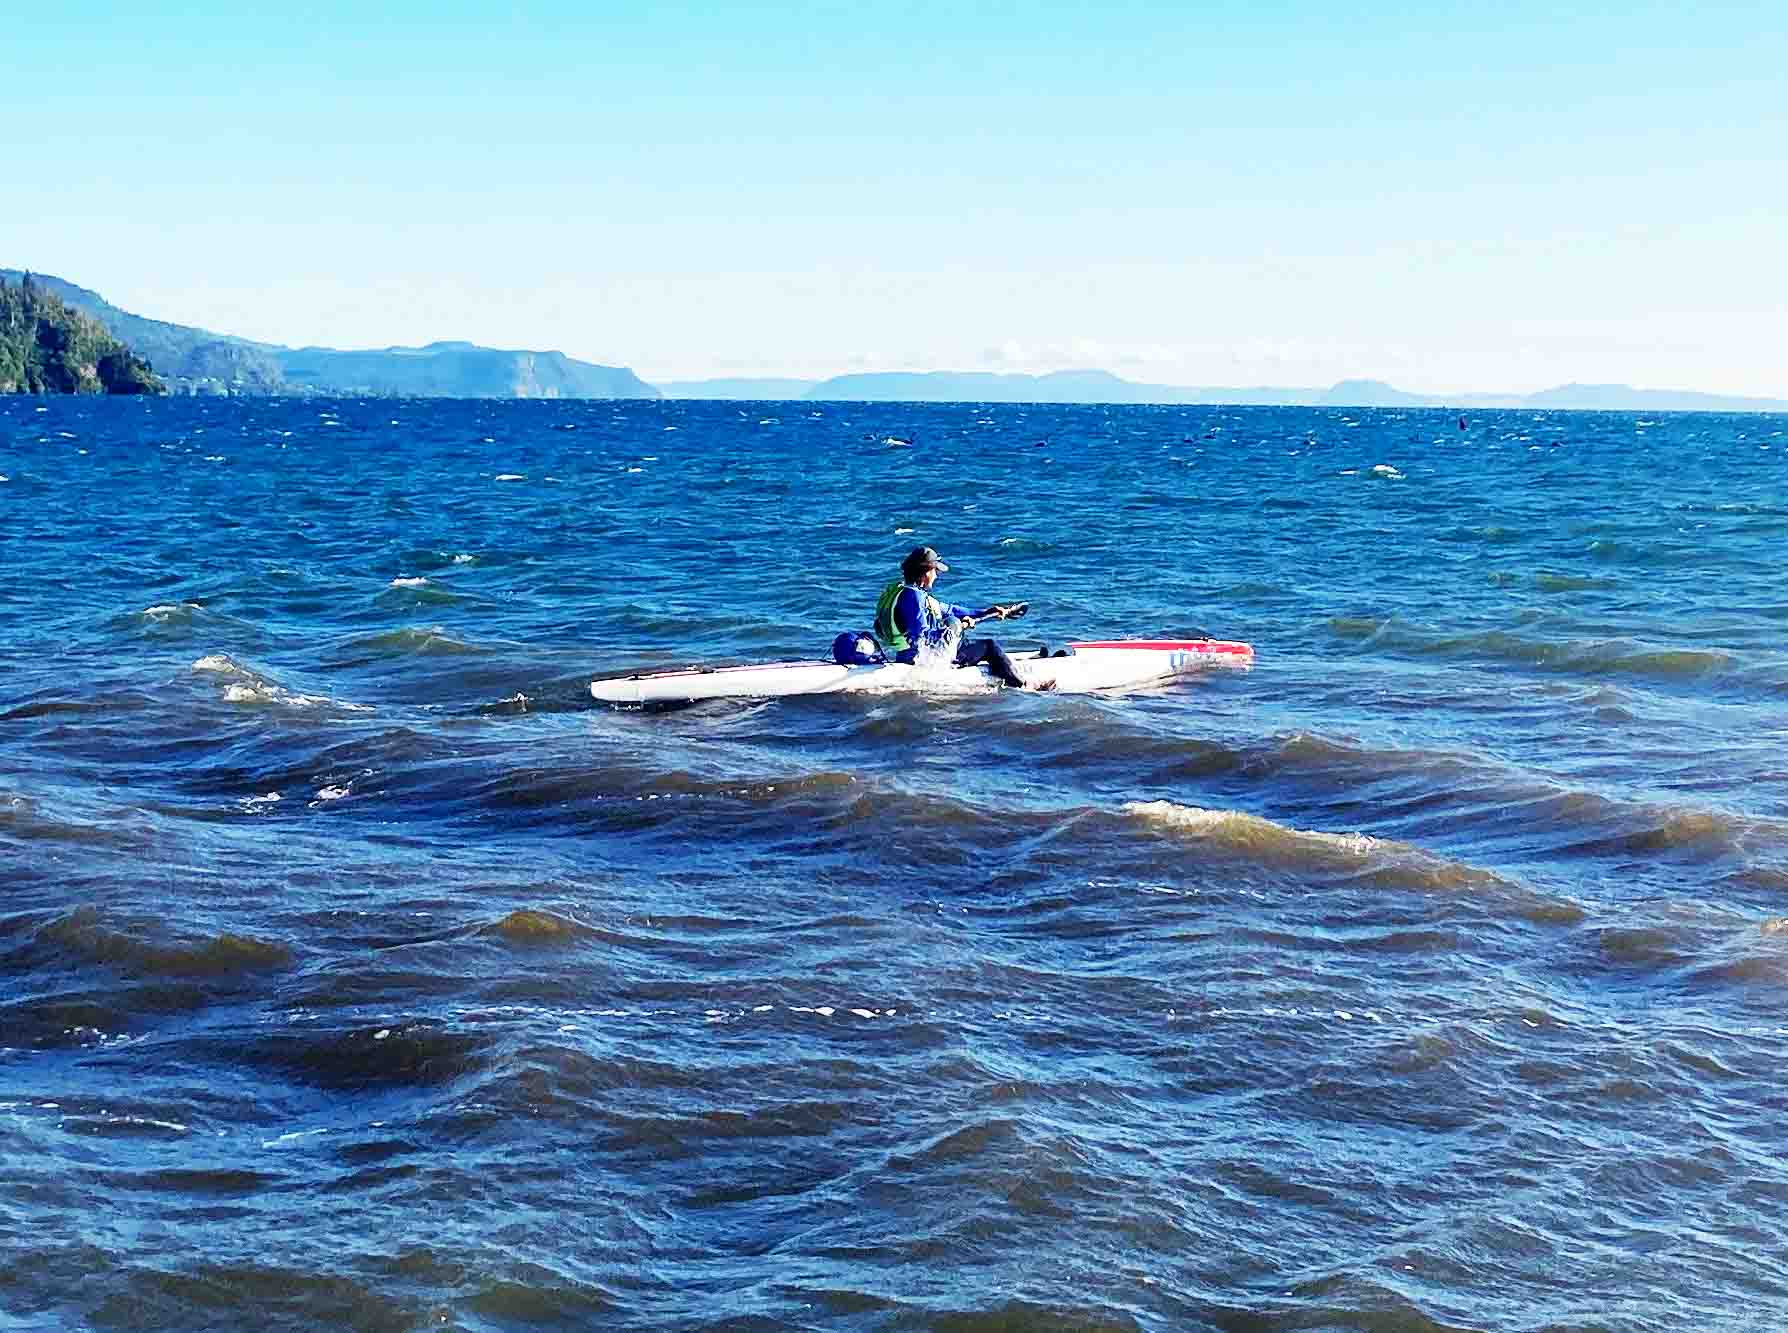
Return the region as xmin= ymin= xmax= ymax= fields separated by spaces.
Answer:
xmin=0 ymin=270 xmax=656 ymax=400
xmin=7 ymin=268 xmax=1784 ymax=411
xmin=663 ymin=369 xmax=1788 ymax=413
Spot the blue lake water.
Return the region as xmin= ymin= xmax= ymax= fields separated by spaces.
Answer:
xmin=3 ymin=395 xmax=1787 ymax=1331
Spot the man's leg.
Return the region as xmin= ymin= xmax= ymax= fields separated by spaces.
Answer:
xmin=955 ymin=638 xmax=1026 ymax=688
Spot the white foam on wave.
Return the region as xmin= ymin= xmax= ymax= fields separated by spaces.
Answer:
xmin=389 ymin=576 xmax=428 ymax=588
xmin=494 ymin=473 xmax=525 ymax=482
xmin=1371 ymin=463 xmax=1405 ymax=480
xmin=451 ymin=553 xmax=475 ymax=564
xmin=192 ymin=654 xmax=373 ymax=713
xmin=1124 ymin=800 xmax=1379 ymax=857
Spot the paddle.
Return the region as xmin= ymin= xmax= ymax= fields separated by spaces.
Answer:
xmin=966 ymin=601 xmax=1028 ymax=626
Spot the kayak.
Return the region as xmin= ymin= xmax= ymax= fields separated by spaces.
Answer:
xmin=589 ymin=638 xmax=1252 ymax=705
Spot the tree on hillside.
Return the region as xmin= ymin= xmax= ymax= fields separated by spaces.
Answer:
xmin=0 ymin=274 xmax=164 ymax=394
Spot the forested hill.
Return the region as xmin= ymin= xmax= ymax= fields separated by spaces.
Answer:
xmin=0 ymin=274 xmax=163 ymax=394
xmin=0 ymin=269 xmax=656 ymax=399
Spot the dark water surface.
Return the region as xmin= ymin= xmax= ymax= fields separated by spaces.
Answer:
xmin=3 ymin=396 xmax=1787 ymax=1331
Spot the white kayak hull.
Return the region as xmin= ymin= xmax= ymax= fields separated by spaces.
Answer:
xmin=589 ymin=639 xmax=1252 ymax=705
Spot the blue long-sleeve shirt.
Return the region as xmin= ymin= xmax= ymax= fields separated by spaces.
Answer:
xmin=890 ymin=584 xmax=973 ymax=663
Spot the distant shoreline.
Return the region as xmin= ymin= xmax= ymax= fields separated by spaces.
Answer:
xmin=8 ymin=268 xmax=1785 ymax=411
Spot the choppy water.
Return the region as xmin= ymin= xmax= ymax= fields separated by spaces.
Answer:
xmin=4 ymin=395 xmax=1788 ymax=1331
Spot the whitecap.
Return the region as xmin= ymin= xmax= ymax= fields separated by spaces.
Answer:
xmin=263 ymin=1127 xmax=328 ymax=1147
xmin=196 ymin=654 xmax=371 ymax=712
xmin=389 ymin=576 xmax=428 ymax=588
xmin=313 ymin=784 xmax=351 ymax=802
xmin=1371 ymin=463 xmax=1405 ymax=480
xmin=451 ymin=553 xmax=475 ymax=564
xmin=895 ymin=526 xmax=914 ymax=535
xmin=494 ymin=473 xmax=524 ymax=482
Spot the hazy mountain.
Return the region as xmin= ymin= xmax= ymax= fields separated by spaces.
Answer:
xmin=734 ymin=369 xmax=1788 ymax=412
xmin=1 ymin=270 xmax=657 ymax=399
xmin=276 ymin=341 xmax=657 ymax=399
xmin=12 ymin=268 xmax=1781 ymax=410
xmin=1517 ymin=383 xmax=1788 ymax=412
xmin=806 ymin=369 xmax=1166 ymax=403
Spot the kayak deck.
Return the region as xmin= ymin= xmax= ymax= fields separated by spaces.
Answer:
xmin=589 ymin=638 xmax=1252 ymax=705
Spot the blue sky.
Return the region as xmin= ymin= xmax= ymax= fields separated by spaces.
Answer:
xmin=7 ymin=1 xmax=1785 ymax=392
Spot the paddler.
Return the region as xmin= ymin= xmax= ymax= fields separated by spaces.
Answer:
xmin=873 ymin=546 xmax=1031 ymax=688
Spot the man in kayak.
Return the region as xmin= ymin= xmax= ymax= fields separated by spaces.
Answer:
xmin=873 ymin=546 xmax=1031 ymax=688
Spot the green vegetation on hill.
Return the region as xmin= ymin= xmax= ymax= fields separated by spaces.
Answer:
xmin=1 ymin=269 xmax=658 ymax=399
xmin=0 ymin=274 xmax=163 ymax=394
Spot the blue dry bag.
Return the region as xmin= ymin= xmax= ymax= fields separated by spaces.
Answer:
xmin=831 ymin=631 xmax=886 ymax=666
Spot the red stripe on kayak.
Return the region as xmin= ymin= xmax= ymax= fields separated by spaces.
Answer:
xmin=1068 ymin=639 xmax=1253 ymax=655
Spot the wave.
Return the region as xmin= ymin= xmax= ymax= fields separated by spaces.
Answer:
xmin=1254 ymin=731 xmax=1788 ymax=867
xmin=0 ymin=792 xmax=157 ymax=852
xmin=374 ymin=579 xmax=465 ymax=607
xmin=479 ymin=908 xmax=594 ymax=946
xmin=239 ymin=1019 xmax=489 ymax=1091
xmin=1328 ymin=618 xmax=1738 ymax=681
xmin=30 ymin=906 xmax=294 ymax=979
xmin=191 ymin=654 xmax=373 ymax=712
xmin=1119 ymin=799 xmax=1567 ymax=908
xmin=334 ymin=626 xmax=487 ymax=659
xmin=469 ymin=764 xmax=864 ymax=817
xmin=120 ymin=600 xmax=263 ymax=640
